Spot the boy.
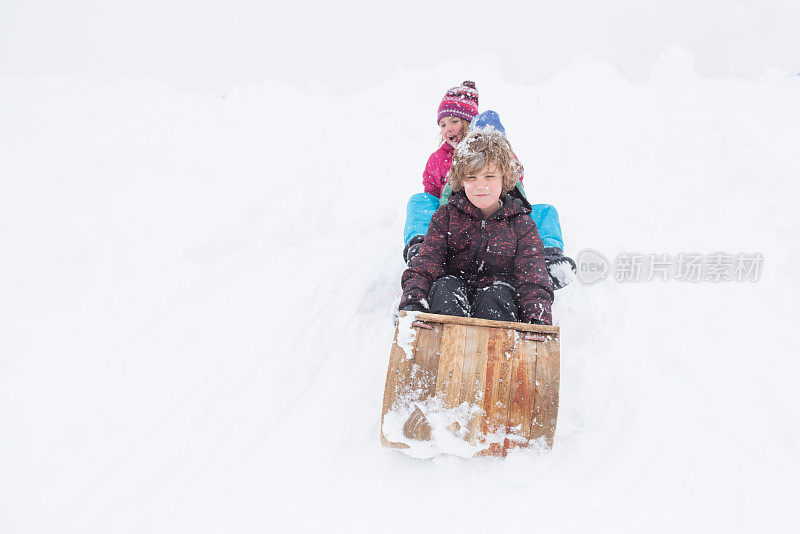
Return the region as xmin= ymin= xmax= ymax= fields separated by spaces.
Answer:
xmin=400 ymin=128 xmax=553 ymax=325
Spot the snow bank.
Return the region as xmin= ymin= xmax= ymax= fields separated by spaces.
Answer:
xmin=1 ymin=52 xmax=799 ymax=533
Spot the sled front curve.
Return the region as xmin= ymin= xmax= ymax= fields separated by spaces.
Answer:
xmin=380 ymin=312 xmax=560 ymax=457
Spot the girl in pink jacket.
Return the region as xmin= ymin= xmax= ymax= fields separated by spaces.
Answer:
xmin=423 ymin=81 xmax=480 ymax=197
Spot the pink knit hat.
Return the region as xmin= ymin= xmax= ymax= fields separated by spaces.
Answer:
xmin=437 ymin=80 xmax=479 ymax=124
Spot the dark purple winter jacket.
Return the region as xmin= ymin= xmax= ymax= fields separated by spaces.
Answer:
xmin=400 ymin=190 xmax=553 ymax=324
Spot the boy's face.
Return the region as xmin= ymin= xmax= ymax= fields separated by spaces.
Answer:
xmin=463 ymin=162 xmax=503 ymax=212
xmin=439 ymin=116 xmax=465 ymax=148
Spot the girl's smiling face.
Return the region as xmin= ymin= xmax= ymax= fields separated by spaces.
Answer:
xmin=439 ymin=116 xmax=466 ymax=148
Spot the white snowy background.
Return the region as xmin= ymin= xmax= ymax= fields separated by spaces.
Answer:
xmin=1 ymin=1 xmax=799 ymax=533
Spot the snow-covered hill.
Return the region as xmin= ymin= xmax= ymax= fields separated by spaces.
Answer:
xmin=1 ymin=50 xmax=798 ymax=532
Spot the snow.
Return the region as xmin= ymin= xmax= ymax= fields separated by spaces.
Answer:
xmin=382 ymin=397 xmax=484 ymax=459
xmin=2 ymin=50 xmax=800 ymax=533
xmin=395 ymin=312 xmax=419 ymax=360
xmin=549 ymin=260 xmax=577 ymax=288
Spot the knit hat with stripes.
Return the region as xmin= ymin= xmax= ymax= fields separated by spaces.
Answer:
xmin=437 ymin=81 xmax=479 ymax=124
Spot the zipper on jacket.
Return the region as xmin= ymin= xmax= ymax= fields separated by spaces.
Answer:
xmin=476 ymin=219 xmax=489 ymax=273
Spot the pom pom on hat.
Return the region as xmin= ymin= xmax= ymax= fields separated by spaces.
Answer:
xmin=437 ymin=80 xmax=479 ymax=124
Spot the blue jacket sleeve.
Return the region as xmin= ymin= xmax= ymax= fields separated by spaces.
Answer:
xmin=530 ymin=204 xmax=564 ymax=250
xmin=511 ymin=182 xmax=565 ymax=250
xmin=403 ymin=193 xmax=440 ymax=245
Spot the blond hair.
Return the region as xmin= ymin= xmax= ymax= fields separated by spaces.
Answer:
xmin=448 ymin=129 xmax=523 ymax=194
xmin=437 ymin=118 xmax=471 ymax=148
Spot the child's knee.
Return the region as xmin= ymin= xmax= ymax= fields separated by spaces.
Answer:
xmin=430 ymin=274 xmax=464 ymax=292
xmin=428 ymin=276 xmax=469 ymax=316
xmin=473 ymin=283 xmax=518 ymax=322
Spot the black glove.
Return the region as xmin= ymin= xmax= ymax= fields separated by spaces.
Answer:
xmin=403 ymin=235 xmax=425 ymax=266
xmin=544 ymin=247 xmax=577 ymax=290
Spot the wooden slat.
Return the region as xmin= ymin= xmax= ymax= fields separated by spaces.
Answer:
xmin=400 ymin=311 xmax=560 ymax=335
xmin=505 ymin=332 xmax=537 ymax=451
xmin=413 ymin=322 xmax=443 ymax=401
xmin=481 ymin=330 xmax=515 ymax=446
xmin=530 ymin=335 xmax=560 ymax=447
xmin=498 ymin=330 xmax=517 ymax=456
xmin=435 ymin=324 xmax=467 ymax=408
xmin=461 ymin=326 xmax=490 ymax=445
xmin=381 ymin=328 xmax=409 ymax=417
xmin=475 ymin=329 xmax=516 ymax=457
xmin=380 ymin=325 xmax=418 ymax=448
